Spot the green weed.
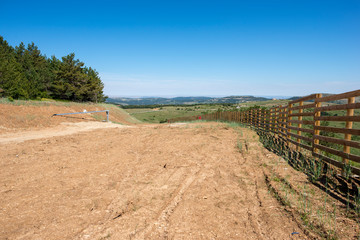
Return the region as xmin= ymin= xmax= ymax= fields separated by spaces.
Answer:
xmin=237 ymin=139 xmax=242 ymax=152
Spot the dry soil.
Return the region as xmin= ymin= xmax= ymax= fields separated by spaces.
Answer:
xmin=1 ymin=121 xmax=310 ymax=240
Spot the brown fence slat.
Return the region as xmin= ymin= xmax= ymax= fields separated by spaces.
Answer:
xmin=314 ymin=125 xmax=360 ymax=135
xmin=289 ymin=94 xmax=317 ymax=104
xmin=312 ymin=152 xmax=344 ymax=168
xmin=314 ymin=144 xmax=360 ymax=163
xmin=279 ymin=126 xmax=287 ymax=132
xmin=288 ymin=112 xmax=314 ymax=117
xmin=290 ymin=103 xmax=316 ymax=111
xmin=352 ymin=166 xmax=360 ymax=176
xmin=278 ymin=135 xmax=287 ymax=141
xmin=315 ymin=102 xmax=360 ymax=112
xmin=288 ymin=126 xmax=314 ymax=134
xmin=315 ymin=89 xmax=360 ymax=102
xmin=314 ymin=116 xmax=360 ymax=122
xmin=288 ymin=132 xmax=312 ymax=143
xmin=313 ymin=153 xmax=360 ymax=175
xmin=288 ymin=139 xmax=312 ymax=151
xmin=314 ymin=135 xmax=360 ymax=149
xmin=288 ymin=120 xmax=314 ymax=125
xmin=279 ymin=131 xmax=287 ymax=136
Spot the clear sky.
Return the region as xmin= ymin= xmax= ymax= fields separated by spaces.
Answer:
xmin=1 ymin=0 xmax=359 ymax=97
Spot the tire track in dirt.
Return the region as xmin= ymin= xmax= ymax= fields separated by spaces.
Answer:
xmin=139 ymin=167 xmax=202 ymax=239
xmin=1 ymin=123 xmax=320 ymax=239
xmin=236 ymin=129 xmax=309 ymax=240
xmin=240 ymin=159 xmax=268 ymax=240
xmin=77 ymin=162 xmax=197 ymax=240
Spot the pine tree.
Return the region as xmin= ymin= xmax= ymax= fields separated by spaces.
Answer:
xmin=1 ymin=35 xmax=107 ymax=102
xmin=0 ymin=37 xmax=28 ymax=98
xmin=51 ymin=53 xmax=88 ymax=101
xmin=83 ymin=67 xmax=106 ymax=102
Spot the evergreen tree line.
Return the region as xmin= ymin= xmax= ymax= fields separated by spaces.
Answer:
xmin=0 ymin=36 xmax=107 ymax=102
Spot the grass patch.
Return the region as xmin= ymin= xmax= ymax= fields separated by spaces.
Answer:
xmin=124 ymin=99 xmax=292 ymax=124
xmin=125 ymin=105 xmax=217 ymax=123
xmin=237 ymin=138 xmax=243 ymax=152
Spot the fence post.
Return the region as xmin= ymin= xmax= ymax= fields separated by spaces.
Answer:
xmin=255 ymin=109 xmax=257 ymax=128
xmin=249 ymin=109 xmax=251 ymax=125
xmin=313 ymin=94 xmax=322 ymax=156
xmin=252 ymin=109 xmax=255 ymax=127
xmin=250 ymin=109 xmax=253 ymax=127
xmin=274 ymin=106 xmax=278 ymax=136
xmin=343 ymin=96 xmax=355 ymax=166
xmin=259 ymin=109 xmax=262 ymax=129
xmin=272 ymin=107 xmax=276 ymax=133
xmin=287 ymin=103 xmax=293 ymax=146
xmin=250 ymin=109 xmax=253 ymax=126
xmin=269 ymin=108 xmax=273 ymax=132
xmin=272 ymin=108 xmax=274 ymax=132
xmin=261 ymin=109 xmax=265 ymax=130
xmin=253 ymin=109 xmax=256 ymax=127
xmin=296 ymin=101 xmax=304 ymax=151
xmin=279 ymin=105 xmax=283 ymax=137
xmin=246 ymin=110 xmax=249 ymax=124
xmin=284 ymin=106 xmax=288 ymax=145
xmin=263 ymin=109 xmax=267 ymax=131
xmin=248 ymin=110 xmax=252 ymax=126
xmin=263 ymin=109 xmax=266 ymax=130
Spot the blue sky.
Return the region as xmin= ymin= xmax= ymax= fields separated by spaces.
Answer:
xmin=1 ymin=0 xmax=359 ymax=97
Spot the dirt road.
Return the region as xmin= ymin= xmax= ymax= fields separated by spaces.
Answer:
xmin=0 ymin=122 xmax=129 ymax=144
xmin=1 ymin=122 xmax=308 ymax=239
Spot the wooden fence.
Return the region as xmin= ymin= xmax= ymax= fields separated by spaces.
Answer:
xmin=169 ymin=89 xmax=360 ymax=175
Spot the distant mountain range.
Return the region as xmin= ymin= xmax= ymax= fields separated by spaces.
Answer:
xmin=107 ymin=96 xmax=271 ymax=105
xmin=107 ymin=93 xmax=359 ymax=106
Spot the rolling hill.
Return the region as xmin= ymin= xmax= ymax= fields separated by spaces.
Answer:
xmin=107 ymin=96 xmax=271 ymax=105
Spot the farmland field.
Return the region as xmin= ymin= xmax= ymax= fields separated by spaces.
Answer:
xmin=123 ymin=99 xmax=290 ymax=123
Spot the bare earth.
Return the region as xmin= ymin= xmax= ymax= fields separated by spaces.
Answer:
xmin=0 ymin=122 xmax=130 ymax=144
xmin=0 ymin=121 xmax=313 ymax=240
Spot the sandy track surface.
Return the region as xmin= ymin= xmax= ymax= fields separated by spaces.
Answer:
xmin=0 ymin=122 xmax=129 ymax=144
xmin=1 ymin=122 xmax=307 ymax=239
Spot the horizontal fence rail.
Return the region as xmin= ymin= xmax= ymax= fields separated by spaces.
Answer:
xmin=53 ymin=110 xmax=110 ymax=122
xmin=168 ymin=89 xmax=360 ymax=175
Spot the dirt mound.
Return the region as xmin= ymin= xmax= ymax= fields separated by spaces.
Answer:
xmin=0 ymin=100 xmax=140 ymax=134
